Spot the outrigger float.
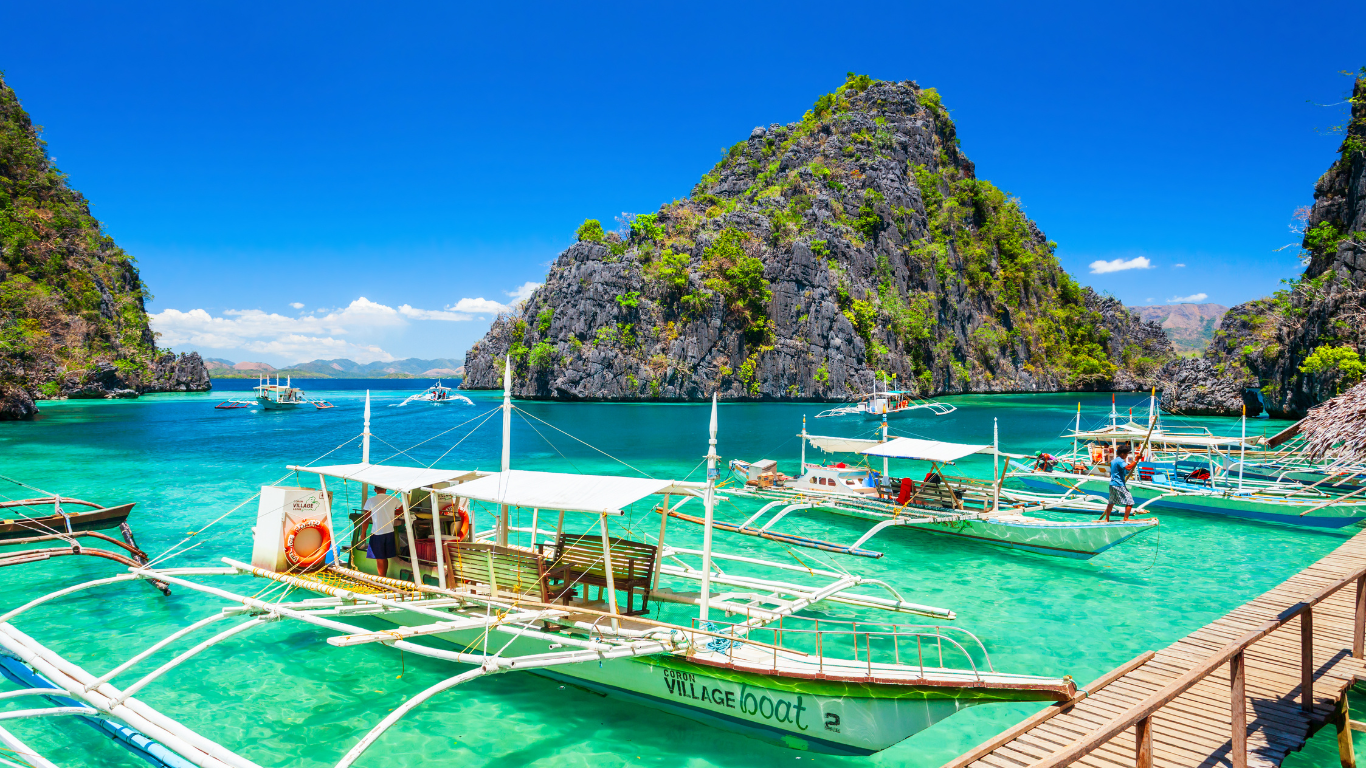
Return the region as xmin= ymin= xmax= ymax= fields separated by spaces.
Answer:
xmin=721 ymin=418 xmax=1157 ymax=560
xmin=0 ymin=361 xmax=1077 ymax=764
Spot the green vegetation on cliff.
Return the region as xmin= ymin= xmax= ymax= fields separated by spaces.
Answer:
xmin=0 ymin=72 xmax=207 ymax=417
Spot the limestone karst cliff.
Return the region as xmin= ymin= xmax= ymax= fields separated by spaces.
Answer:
xmin=0 ymin=73 xmax=208 ymax=419
xmin=1161 ymin=69 xmax=1365 ymax=418
xmin=464 ymin=75 xmax=1171 ymax=400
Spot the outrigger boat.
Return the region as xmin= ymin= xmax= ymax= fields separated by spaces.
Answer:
xmin=1009 ymin=395 xmax=1366 ymax=528
xmin=212 ymin=399 xmax=253 ymax=410
xmin=816 ymin=374 xmax=955 ymax=420
xmin=721 ymin=418 xmax=1157 ymax=560
xmin=394 ymin=379 xmax=473 ymax=407
xmin=253 ymin=375 xmax=331 ymax=410
xmin=0 ymin=496 xmax=134 ymax=540
xmin=0 ymin=361 xmax=1077 ymax=764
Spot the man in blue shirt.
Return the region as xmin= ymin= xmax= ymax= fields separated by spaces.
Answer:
xmin=1101 ymin=443 xmax=1140 ymax=522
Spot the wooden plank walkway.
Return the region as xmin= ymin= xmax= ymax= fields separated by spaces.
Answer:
xmin=945 ymin=527 xmax=1366 ymax=768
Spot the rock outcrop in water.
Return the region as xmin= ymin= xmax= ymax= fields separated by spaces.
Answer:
xmin=0 ymin=73 xmax=209 ymax=420
xmin=1161 ymin=69 xmax=1366 ymax=418
xmin=464 ymin=75 xmax=1171 ymax=400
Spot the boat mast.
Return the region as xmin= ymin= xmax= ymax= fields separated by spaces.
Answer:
xmin=881 ymin=412 xmax=889 ymax=477
xmin=1074 ymin=401 xmax=1080 ymax=460
xmin=699 ymin=393 xmax=718 ymax=623
xmin=993 ymin=417 xmax=1000 ymax=513
xmin=362 ymin=391 xmax=371 ymax=464
xmin=1239 ymin=403 xmax=1246 ymax=492
xmin=800 ymin=415 xmax=806 ymax=473
xmin=499 ymin=355 xmax=512 ymax=547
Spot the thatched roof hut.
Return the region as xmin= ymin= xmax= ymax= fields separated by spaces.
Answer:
xmin=1300 ymin=381 xmax=1366 ymax=460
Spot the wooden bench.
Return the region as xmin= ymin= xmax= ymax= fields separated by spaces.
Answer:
xmin=907 ymin=475 xmax=961 ymax=509
xmin=540 ymin=533 xmax=657 ymax=616
xmin=444 ymin=541 xmax=575 ymax=605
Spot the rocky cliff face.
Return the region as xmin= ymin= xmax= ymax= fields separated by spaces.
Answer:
xmin=1161 ymin=70 xmax=1366 ymax=418
xmin=0 ymin=74 xmax=209 ymax=419
xmin=464 ymin=75 xmax=1171 ymax=400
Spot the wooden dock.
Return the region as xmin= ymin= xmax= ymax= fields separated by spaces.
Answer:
xmin=944 ymin=528 xmax=1366 ymax=768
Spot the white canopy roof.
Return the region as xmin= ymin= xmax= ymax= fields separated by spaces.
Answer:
xmin=436 ymin=470 xmax=704 ymax=516
xmin=289 ymin=463 xmax=485 ymax=493
xmin=859 ymin=437 xmax=990 ymax=463
xmin=805 ymin=435 xmax=883 ymax=453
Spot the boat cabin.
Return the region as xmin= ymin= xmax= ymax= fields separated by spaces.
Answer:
xmin=792 ymin=463 xmax=880 ymax=496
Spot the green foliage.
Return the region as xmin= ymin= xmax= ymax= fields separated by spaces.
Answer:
xmin=631 ymin=213 xmax=665 ymax=242
xmin=1299 ymin=345 xmax=1366 ymax=392
xmin=843 ymin=73 xmax=874 ymax=93
xmin=654 ymin=249 xmax=690 ymax=292
xmin=918 ymin=88 xmax=944 ymax=113
xmin=844 ymin=299 xmax=878 ymax=345
xmin=528 ymin=342 xmax=556 ymax=369
xmin=615 ymin=291 xmax=642 ymax=309
xmin=536 ymin=306 xmax=554 ymax=333
xmin=812 ymin=93 xmax=836 ymax=118
xmin=680 ymin=291 xmax=711 ymax=317
xmin=738 ymin=354 xmax=761 ymax=396
xmin=702 ymin=228 xmax=772 ymax=328
xmin=509 ymin=320 xmax=526 ymax=344
xmin=853 ymin=189 xmax=884 ymax=240
xmin=809 ymin=239 xmax=830 ymax=257
xmin=814 ymin=361 xmax=830 ymax=385
xmin=1303 ymin=221 xmax=1346 ymax=255
xmin=575 ymin=219 xmax=606 ymax=243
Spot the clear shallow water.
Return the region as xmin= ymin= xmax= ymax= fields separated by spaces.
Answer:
xmin=0 ymin=385 xmax=1351 ymax=767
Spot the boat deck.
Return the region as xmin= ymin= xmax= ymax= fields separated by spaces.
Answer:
xmin=942 ymin=527 xmax=1366 ymax=768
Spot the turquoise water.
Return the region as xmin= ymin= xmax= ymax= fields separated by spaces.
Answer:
xmin=0 ymin=386 xmax=1352 ymax=767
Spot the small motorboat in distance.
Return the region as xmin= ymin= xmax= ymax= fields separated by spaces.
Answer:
xmin=0 ymin=497 xmax=135 ymax=540
xmin=394 ymin=380 xmax=474 ymax=407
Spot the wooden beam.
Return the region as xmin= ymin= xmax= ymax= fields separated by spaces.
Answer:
xmin=1354 ymin=575 xmax=1365 ymax=659
xmin=1135 ymin=715 xmax=1153 ymax=768
xmin=1231 ymin=650 xmax=1247 ymax=768
xmin=1303 ymin=607 xmax=1315 ymax=713
xmin=1337 ymin=695 xmax=1356 ymax=768
xmin=937 ymin=651 xmax=1155 ymax=768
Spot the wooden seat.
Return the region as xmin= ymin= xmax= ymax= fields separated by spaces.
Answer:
xmin=444 ymin=541 xmax=575 ymax=605
xmin=908 ymin=476 xmax=961 ymax=509
xmin=540 ymin=533 xmax=657 ymax=616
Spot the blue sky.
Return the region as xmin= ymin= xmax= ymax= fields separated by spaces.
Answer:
xmin=3 ymin=1 xmax=1363 ymax=365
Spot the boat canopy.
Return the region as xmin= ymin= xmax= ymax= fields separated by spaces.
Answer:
xmin=1068 ymin=429 xmax=1252 ymax=448
xmin=806 ymin=435 xmax=884 ymax=453
xmin=288 ymin=463 xmax=485 ymax=493
xmin=860 ymin=438 xmax=990 ymax=463
xmin=436 ymin=470 xmax=705 ymax=516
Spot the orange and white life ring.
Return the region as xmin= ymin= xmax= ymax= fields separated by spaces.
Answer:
xmin=284 ymin=518 xmax=332 ymax=569
xmin=441 ymin=502 xmax=471 ymax=542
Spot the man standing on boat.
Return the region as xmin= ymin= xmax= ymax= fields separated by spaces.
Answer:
xmin=364 ymin=487 xmax=400 ymax=577
xmin=1101 ymin=443 xmax=1140 ymax=522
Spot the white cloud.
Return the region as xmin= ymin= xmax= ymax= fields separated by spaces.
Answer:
xmin=1088 ymin=256 xmax=1153 ymax=274
xmin=505 ymin=282 xmax=541 ymax=303
xmin=449 ymin=297 xmax=511 ymax=315
xmin=289 ymin=302 xmax=305 ymax=309
xmin=1172 ymin=263 xmax=1186 ymax=269
xmin=1169 ymin=293 xmax=1208 ymax=303
xmin=398 ymin=304 xmax=474 ymax=322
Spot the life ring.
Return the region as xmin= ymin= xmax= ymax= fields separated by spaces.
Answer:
xmin=441 ymin=502 xmax=471 ymax=542
xmin=284 ymin=518 xmax=332 ymax=569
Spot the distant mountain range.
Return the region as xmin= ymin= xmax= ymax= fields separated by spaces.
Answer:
xmin=205 ymin=358 xmax=464 ymax=379
xmin=1130 ymin=303 xmax=1228 ymax=354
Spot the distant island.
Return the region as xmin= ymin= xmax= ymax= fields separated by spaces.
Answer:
xmin=206 ymin=357 xmax=464 ymax=380
xmin=1130 ymin=304 xmax=1229 ymax=355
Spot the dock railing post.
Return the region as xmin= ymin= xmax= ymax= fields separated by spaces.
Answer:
xmin=1231 ymin=650 xmax=1247 ymax=768
xmin=1354 ymin=575 xmax=1365 ymax=659
xmin=1302 ymin=606 xmax=1314 ymax=713
xmin=1135 ymin=715 xmax=1153 ymax=768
